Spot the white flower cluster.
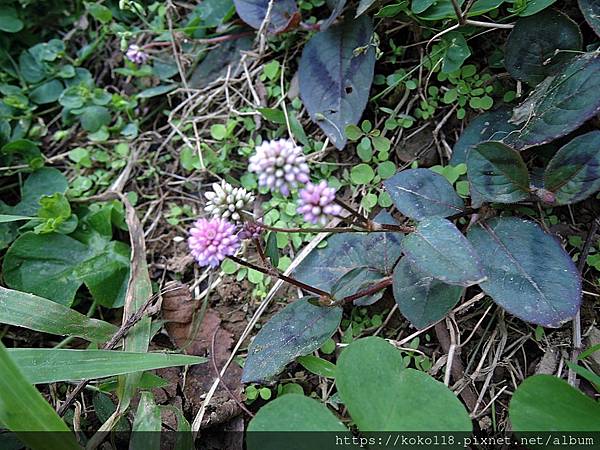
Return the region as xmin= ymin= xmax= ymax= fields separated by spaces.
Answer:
xmin=204 ymin=181 xmax=254 ymax=222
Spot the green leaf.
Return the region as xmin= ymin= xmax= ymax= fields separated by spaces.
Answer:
xmin=392 ymin=258 xmax=463 ymax=329
xmin=86 ymin=3 xmax=113 ymax=23
xmin=566 ymin=362 xmax=600 ymax=389
xmin=516 ymin=0 xmax=557 ymax=16
xmin=466 ymin=141 xmax=530 ymax=203
xmin=1 ymin=139 xmax=43 ymax=168
xmin=579 ymin=0 xmax=600 ymax=37
xmin=543 ymin=131 xmax=600 ymax=205
xmin=350 ymin=163 xmax=375 ymax=184
xmin=384 ymin=168 xmax=464 ymax=220
xmin=504 ymin=52 xmax=600 ymax=150
xmin=30 ymin=79 xmax=64 ymax=104
xmin=440 ymin=31 xmax=471 ymax=73
xmin=0 ymin=286 xmax=117 ymax=341
xmin=8 ymin=349 xmax=205 ymax=384
xmin=296 ymin=355 xmax=336 ymax=378
xmin=0 ymin=7 xmax=23 ymax=33
xmin=450 ymin=108 xmax=517 ymax=165
xmin=0 ymin=342 xmax=80 ymax=450
xmin=130 ymin=392 xmax=161 ymax=450
xmin=79 ymin=105 xmax=111 ymax=132
xmin=468 ymin=217 xmax=581 ymax=327
xmin=257 ymin=107 xmax=286 ymax=124
xmin=242 ymin=298 xmax=342 ymax=383
xmin=0 ymin=214 xmax=34 ymax=223
xmin=137 ymin=84 xmax=177 ymax=99
xmin=336 ymin=337 xmax=472 ymax=431
xmin=509 ymin=375 xmax=600 ymax=432
xmin=504 ymin=9 xmax=582 ymax=85
xmin=299 ymin=15 xmax=376 ymax=149
xmin=401 ymin=217 xmax=485 ymax=287
xmin=417 ymin=0 xmax=504 ymax=20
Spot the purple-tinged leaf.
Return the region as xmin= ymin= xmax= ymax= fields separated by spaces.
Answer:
xmin=401 ymin=217 xmax=485 ymax=287
xmin=233 ymin=0 xmax=300 ymax=34
xmin=384 ymin=168 xmax=464 ymax=220
xmin=544 ymin=131 xmax=600 ymax=205
xmin=468 ymin=217 xmax=581 ymax=328
xmin=299 ymin=15 xmax=375 ymax=149
xmin=392 ymin=258 xmax=463 ymax=329
xmin=466 ymin=141 xmax=530 ymax=203
xmin=504 ymin=52 xmax=600 ymax=150
xmin=241 ymin=298 xmax=342 ymax=383
xmin=320 ymin=0 xmax=346 ymax=30
xmin=579 ymin=0 xmax=600 ymax=37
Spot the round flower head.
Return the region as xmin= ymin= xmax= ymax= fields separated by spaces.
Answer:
xmin=297 ymin=181 xmax=342 ymax=225
xmin=188 ymin=218 xmax=240 ymax=268
xmin=125 ymin=44 xmax=149 ymax=65
xmin=204 ymin=180 xmax=254 ymax=222
xmin=248 ymin=138 xmax=309 ymax=196
xmin=238 ymin=220 xmax=263 ymax=240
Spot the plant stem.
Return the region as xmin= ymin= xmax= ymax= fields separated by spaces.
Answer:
xmin=334 ymin=277 xmax=393 ymax=306
xmin=227 ymin=255 xmax=331 ymax=299
xmin=333 ymin=198 xmax=370 ymax=227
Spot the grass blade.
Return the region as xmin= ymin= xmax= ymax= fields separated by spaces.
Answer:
xmin=0 ymin=286 xmax=117 ymax=342
xmin=0 ymin=342 xmax=80 ymax=450
xmin=130 ymin=392 xmax=161 ymax=450
xmin=8 ymin=349 xmax=205 ymax=384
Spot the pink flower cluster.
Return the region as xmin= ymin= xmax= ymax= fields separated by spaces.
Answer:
xmin=248 ymin=139 xmax=309 ymax=196
xmin=125 ymin=44 xmax=149 ymax=65
xmin=297 ymin=181 xmax=342 ymax=225
xmin=188 ymin=218 xmax=240 ymax=268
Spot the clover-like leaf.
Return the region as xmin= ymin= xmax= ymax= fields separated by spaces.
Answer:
xmin=401 ymin=217 xmax=485 ymax=287
xmin=299 ymin=15 xmax=376 ymax=149
xmin=336 ymin=337 xmax=472 ymax=431
xmin=242 ymin=298 xmax=342 ymax=383
xmin=233 ymin=0 xmax=300 ymax=34
xmin=384 ymin=168 xmax=464 ymax=220
xmin=504 ymin=52 xmax=600 ymax=150
xmin=510 ymin=375 xmax=600 ymax=432
xmin=579 ymin=0 xmax=600 ymax=37
xmin=468 ymin=217 xmax=581 ymax=327
xmin=392 ymin=258 xmax=463 ymax=329
xmin=543 ymin=131 xmax=600 ymax=205
xmin=466 ymin=141 xmax=530 ymax=203
xmin=504 ymin=9 xmax=582 ymax=85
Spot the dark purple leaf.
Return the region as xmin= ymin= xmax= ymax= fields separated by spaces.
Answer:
xmin=233 ymin=0 xmax=300 ymax=33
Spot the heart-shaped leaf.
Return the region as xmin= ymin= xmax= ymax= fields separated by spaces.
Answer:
xmin=392 ymin=258 xmax=463 ymax=329
xmin=242 ymin=298 xmax=342 ymax=383
xmin=299 ymin=15 xmax=376 ymax=149
xmin=384 ymin=169 xmax=464 ymax=220
xmin=504 ymin=9 xmax=582 ymax=85
xmin=579 ymin=0 xmax=600 ymax=37
xmin=504 ymin=52 xmax=600 ymax=150
xmin=468 ymin=217 xmax=581 ymax=327
xmin=544 ymin=131 xmax=600 ymax=205
xmin=401 ymin=217 xmax=485 ymax=287
xmin=466 ymin=141 xmax=530 ymax=203
xmin=450 ymin=108 xmax=518 ymax=165
xmin=510 ymin=375 xmax=600 ymax=431
xmin=336 ymin=337 xmax=472 ymax=431
xmin=233 ymin=0 xmax=300 ymax=33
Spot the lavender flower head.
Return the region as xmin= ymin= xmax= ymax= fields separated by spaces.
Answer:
xmin=125 ymin=44 xmax=149 ymax=65
xmin=188 ymin=218 xmax=240 ymax=268
xmin=238 ymin=220 xmax=263 ymax=240
xmin=248 ymin=138 xmax=309 ymax=196
xmin=297 ymin=181 xmax=342 ymax=225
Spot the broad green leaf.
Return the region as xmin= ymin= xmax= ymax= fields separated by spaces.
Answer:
xmin=79 ymin=105 xmax=111 ymax=132
xmin=504 ymin=9 xmax=582 ymax=85
xmin=137 ymin=84 xmax=177 ymax=99
xmin=510 ymin=375 xmax=600 ymax=432
xmin=504 ymin=52 xmax=600 ymax=150
xmin=516 ymin=0 xmax=557 ymax=16
xmin=0 ymin=342 xmax=80 ymax=450
xmin=242 ymin=298 xmax=342 ymax=383
xmin=86 ymin=3 xmax=113 ymax=23
xmin=0 ymin=286 xmax=117 ymax=341
xmin=468 ymin=218 xmax=581 ymax=327
xmin=579 ymin=0 xmax=600 ymax=36
xmin=417 ymin=0 xmax=504 ymax=20
xmin=450 ymin=108 xmax=518 ymax=165
xmin=401 ymin=217 xmax=485 ymax=287
xmin=0 ymin=214 xmax=34 ymax=223
xmin=466 ymin=141 xmax=530 ymax=203
xmin=440 ymin=31 xmax=471 ymax=73
xmin=543 ymin=131 xmax=600 ymax=205
xmin=0 ymin=7 xmax=23 ymax=32
xmin=187 ymin=0 xmax=234 ymax=30
xmin=30 ymin=80 xmax=64 ymax=104
xmin=233 ymin=0 xmax=299 ymax=33
xmin=384 ymin=168 xmax=464 ymax=220
xmin=293 ymin=214 xmax=402 ymax=305
xmin=1 ymin=140 xmax=43 ymax=171
xmin=130 ymin=392 xmax=161 ymax=450
xmin=296 ymin=355 xmax=336 ymax=379
xmin=247 ymin=394 xmax=348 ymax=450
xmin=299 ymin=15 xmax=376 ymax=149
xmin=392 ymin=258 xmax=463 ymax=329
xmin=336 ymin=337 xmax=472 ymax=431
xmin=8 ymin=349 xmax=204 ymax=384
xmin=10 ymin=167 xmax=68 ymax=216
